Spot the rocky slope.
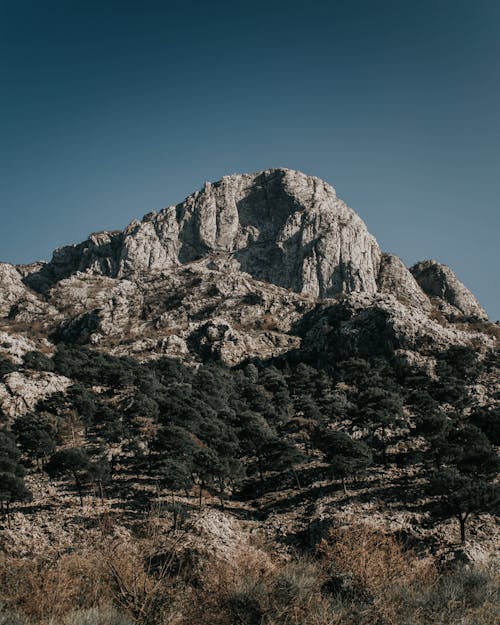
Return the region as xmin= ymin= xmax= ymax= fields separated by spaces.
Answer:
xmin=411 ymin=259 xmax=488 ymax=320
xmin=0 ymin=171 xmax=499 ymax=625
xmin=0 ymin=169 xmax=495 ymax=386
xmin=23 ymin=169 xmax=384 ymax=298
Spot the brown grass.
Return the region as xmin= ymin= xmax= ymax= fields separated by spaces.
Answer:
xmin=0 ymin=522 xmax=498 ymax=625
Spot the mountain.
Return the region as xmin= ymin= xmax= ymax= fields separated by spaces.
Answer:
xmin=1 ymin=170 xmax=499 ymax=625
xmin=16 ymin=168 xmax=485 ymax=317
xmin=24 ymin=169 xmax=382 ymax=297
xmin=0 ymin=168 xmax=496 ymax=420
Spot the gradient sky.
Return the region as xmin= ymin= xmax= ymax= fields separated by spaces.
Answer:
xmin=1 ymin=0 xmax=499 ymax=318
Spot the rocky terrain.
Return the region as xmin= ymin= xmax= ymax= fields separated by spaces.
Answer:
xmin=0 ymin=169 xmax=494 ymax=375
xmin=0 ymin=169 xmax=498 ymax=625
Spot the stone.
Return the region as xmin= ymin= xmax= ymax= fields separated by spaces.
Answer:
xmin=0 ymin=169 xmax=490 ymax=367
xmin=0 ymin=370 xmax=71 ymax=419
xmin=0 ymin=263 xmax=27 ymax=316
xmin=377 ymin=253 xmax=431 ymax=310
xmin=410 ymin=260 xmax=487 ymax=320
xmin=23 ymin=169 xmax=382 ymax=299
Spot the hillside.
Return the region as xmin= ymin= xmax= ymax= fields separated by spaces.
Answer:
xmin=0 ymin=170 xmax=498 ymax=625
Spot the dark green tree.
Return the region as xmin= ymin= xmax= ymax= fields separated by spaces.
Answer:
xmin=431 ymin=425 xmax=500 ymax=477
xmin=0 ymin=428 xmax=31 ymax=523
xmin=259 ymin=437 xmax=304 ymax=490
xmin=336 ymin=358 xmax=372 ymax=386
xmin=238 ymin=411 xmax=274 ymax=490
xmin=312 ymin=429 xmax=372 ymax=494
xmin=470 ymin=406 xmax=500 ymax=445
xmin=192 ymin=447 xmax=221 ymax=509
xmin=356 ymin=387 xmax=404 ymax=464
xmin=22 ymin=350 xmax=54 ymax=372
xmin=429 ymin=469 xmax=500 ymax=543
xmin=67 ymin=384 xmax=98 ymax=428
xmin=0 ymin=355 xmax=16 ymax=378
xmin=12 ymin=413 xmax=57 ymax=468
xmin=157 ymin=458 xmax=192 ymax=496
xmin=45 ymin=447 xmax=91 ymax=507
xmin=87 ymin=456 xmax=111 ymax=502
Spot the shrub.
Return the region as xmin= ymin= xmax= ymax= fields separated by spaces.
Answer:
xmin=22 ymin=351 xmax=54 ymax=372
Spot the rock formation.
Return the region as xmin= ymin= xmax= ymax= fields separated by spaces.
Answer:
xmin=0 ymin=168 xmax=493 ymax=378
xmin=377 ymin=254 xmax=430 ymax=310
xmin=0 ymin=370 xmax=70 ymax=418
xmin=411 ymin=260 xmax=488 ymax=320
xmin=24 ymin=169 xmax=383 ymax=299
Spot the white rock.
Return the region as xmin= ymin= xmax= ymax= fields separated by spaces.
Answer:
xmin=0 ymin=371 xmax=71 ymax=419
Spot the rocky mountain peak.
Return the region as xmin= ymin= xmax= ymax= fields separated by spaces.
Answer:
xmin=0 ymin=168 xmax=491 ymax=371
xmin=410 ymin=260 xmax=487 ymax=320
xmin=24 ymin=169 xmax=383 ymax=299
xmin=0 ymin=169 xmax=494 ymax=388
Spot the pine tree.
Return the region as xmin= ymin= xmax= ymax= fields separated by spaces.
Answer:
xmin=45 ymin=447 xmax=91 ymax=507
xmin=0 ymin=428 xmax=31 ymax=523
xmin=470 ymin=406 xmax=500 ymax=445
xmin=312 ymin=428 xmax=372 ymax=494
xmin=356 ymin=387 xmax=404 ymax=464
xmin=12 ymin=413 xmax=57 ymax=468
xmin=429 ymin=469 xmax=500 ymax=543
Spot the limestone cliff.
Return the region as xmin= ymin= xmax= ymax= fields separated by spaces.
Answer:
xmin=24 ymin=169 xmax=382 ymax=299
xmin=0 ymin=169 xmax=493 ymax=376
xmin=410 ymin=260 xmax=487 ymax=320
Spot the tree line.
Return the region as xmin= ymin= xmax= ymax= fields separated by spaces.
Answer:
xmin=0 ymin=342 xmax=498 ymax=541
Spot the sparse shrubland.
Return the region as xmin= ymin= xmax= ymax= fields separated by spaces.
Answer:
xmin=0 ymin=522 xmax=498 ymax=625
xmin=0 ymin=341 xmax=498 ymax=624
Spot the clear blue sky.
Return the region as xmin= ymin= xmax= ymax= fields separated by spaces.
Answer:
xmin=1 ymin=0 xmax=499 ymax=319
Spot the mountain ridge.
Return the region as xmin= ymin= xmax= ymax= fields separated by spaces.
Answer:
xmin=11 ymin=168 xmax=486 ymax=322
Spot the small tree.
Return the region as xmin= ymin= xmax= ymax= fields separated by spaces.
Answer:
xmin=158 ymin=458 xmax=192 ymax=497
xmin=238 ymin=411 xmax=274 ymax=491
xmin=313 ymin=429 xmax=372 ymax=494
xmin=0 ymin=355 xmax=16 ymax=378
xmin=87 ymin=456 xmax=111 ymax=502
xmin=0 ymin=428 xmax=31 ymax=524
xmin=260 ymin=437 xmax=304 ymax=490
xmin=0 ymin=473 xmax=31 ymax=525
xmin=430 ymin=424 xmax=500 ymax=477
xmin=45 ymin=447 xmax=91 ymax=507
xmin=192 ymin=447 xmax=221 ymax=509
xmin=470 ymin=406 xmax=500 ymax=445
xmin=12 ymin=413 xmax=57 ymax=468
xmin=356 ymin=387 xmax=404 ymax=465
xmin=22 ymin=350 xmax=54 ymax=372
xmin=429 ymin=469 xmax=500 ymax=543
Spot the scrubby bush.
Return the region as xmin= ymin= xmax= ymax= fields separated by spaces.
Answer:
xmin=22 ymin=351 xmax=54 ymax=372
xmin=0 ymin=526 xmax=499 ymax=625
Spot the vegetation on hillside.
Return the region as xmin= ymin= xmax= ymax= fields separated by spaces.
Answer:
xmin=0 ymin=340 xmax=498 ymax=624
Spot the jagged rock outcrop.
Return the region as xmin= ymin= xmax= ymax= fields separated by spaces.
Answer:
xmin=51 ymin=261 xmax=312 ymax=364
xmin=377 ymin=253 xmax=431 ymax=310
xmin=0 ymin=370 xmax=71 ymax=419
xmin=296 ymin=292 xmax=494 ymax=362
xmin=187 ymin=317 xmax=301 ymax=366
xmin=24 ymin=169 xmax=382 ymax=299
xmin=0 ymin=169 xmax=492 ymax=368
xmin=0 ymin=262 xmax=60 ymax=328
xmin=0 ymin=331 xmax=53 ymax=364
xmin=410 ymin=260 xmax=487 ymax=320
xmin=0 ymin=263 xmax=27 ymax=316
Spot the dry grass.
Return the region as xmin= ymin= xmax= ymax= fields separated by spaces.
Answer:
xmin=0 ymin=551 xmax=109 ymax=623
xmin=0 ymin=522 xmax=498 ymax=625
xmin=319 ymin=524 xmax=436 ymax=596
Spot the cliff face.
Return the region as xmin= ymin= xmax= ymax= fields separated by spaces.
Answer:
xmin=24 ymin=169 xmax=383 ymax=299
xmin=377 ymin=254 xmax=431 ymax=310
xmin=411 ymin=260 xmax=488 ymax=320
xmin=0 ymin=168 xmax=493 ymax=382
